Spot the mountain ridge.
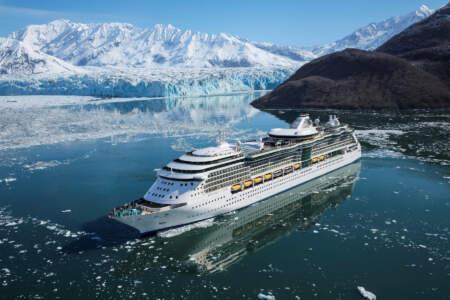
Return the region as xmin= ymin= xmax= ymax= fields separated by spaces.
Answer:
xmin=251 ymin=3 xmax=450 ymax=110
xmin=0 ymin=5 xmax=434 ymax=75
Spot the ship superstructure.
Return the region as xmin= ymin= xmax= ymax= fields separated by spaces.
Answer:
xmin=109 ymin=114 xmax=361 ymax=234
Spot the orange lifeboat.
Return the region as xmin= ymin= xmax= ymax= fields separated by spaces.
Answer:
xmin=231 ymin=184 xmax=241 ymax=193
xmin=264 ymin=173 xmax=272 ymax=180
xmin=244 ymin=180 xmax=253 ymax=188
xmin=294 ymin=163 xmax=300 ymax=170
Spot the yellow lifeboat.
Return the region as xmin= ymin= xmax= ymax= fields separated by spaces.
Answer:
xmin=294 ymin=163 xmax=300 ymax=169
xmin=244 ymin=180 xmax=253 ymax=188
xmin=231 ymin=184 xmax=241 ymax=192
xmin=312 ymin=157 xmax=319 ymax=163
xmin=319 ymin=155 xmax=325 ymax=160
xmin=264 ymin=173 xmax=272 ymax=180
xmin=254 ymin=177 xmax=263 ymax=184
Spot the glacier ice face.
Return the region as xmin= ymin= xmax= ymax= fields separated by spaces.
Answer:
xmin=0 ymin=67 xmax=295 ymax=97
xmin=1 ymin=20 xmax=301 ymax=97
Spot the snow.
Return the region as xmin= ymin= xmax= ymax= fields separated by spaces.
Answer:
xmin=311 ymin=5 xmax=433 ymax=56
xmin=0 ymin=37 xmax=81 ymax=75
xmin=357 ymin=286 xmax=376 ymax=300
xmin=7 ymin=20 xmax=301 ymax=69
xmin=0 ymin=5 xmax=432 ymax=97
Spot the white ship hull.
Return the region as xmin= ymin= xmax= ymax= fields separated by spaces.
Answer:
xmin=111 ymin=146 xmax=361 ymax=234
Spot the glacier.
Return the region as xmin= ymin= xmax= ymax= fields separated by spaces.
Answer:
xmin=0 ymin=4 xmax=434 ymax=98
xmin=0 ymin=67 xmax=294 ymax=97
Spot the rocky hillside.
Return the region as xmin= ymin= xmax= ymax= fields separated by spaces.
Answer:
xmin=377 ymin=3 xmax=450 ymax=82
xmin=252 ymin=3 xmax=450 ymax=109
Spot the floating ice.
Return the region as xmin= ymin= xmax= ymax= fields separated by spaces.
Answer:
xmin=0 ymin=177 xmax=16 ymax=184
xmin=357 ymin=286 xmax=376 ymax=300
xmin=0 ymin=94 xmax=260 ymax=151
xmin=23 ymin=160 xmax=65 ymax=172
xmin=257 ymin=293 xmax=275 ymax=300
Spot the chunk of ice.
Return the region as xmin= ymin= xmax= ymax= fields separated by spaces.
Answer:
xmin=257 ymin=293 xmax=275 ymax=300
xmin=357 ymin=286 xmax=376 ymax=300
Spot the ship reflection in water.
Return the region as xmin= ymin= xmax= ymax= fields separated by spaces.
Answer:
xmin=119 ymin=161 xmax=360 ymax=274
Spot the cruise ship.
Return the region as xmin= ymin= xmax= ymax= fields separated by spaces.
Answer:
xmin=115 ymin=161 xmax=360 ymax=274
xmin=109 ymin=113 xmax=361 ymax=234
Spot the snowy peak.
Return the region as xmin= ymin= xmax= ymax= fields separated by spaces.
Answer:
xmin=0 ymin=37 xmax=79 ymax=75
xmin=7 ymin=20 xmax=300 ymax=69
xmin=0 ymin=4 xmax=436 ymax=75
xmin=311 ymin=4 xmax=434 ymax=56
xmin=417 ymin=5 xmax=433 ymax=17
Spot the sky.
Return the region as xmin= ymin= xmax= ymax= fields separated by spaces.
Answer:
xmin=0 ymin=0 xmax=448 ymax=47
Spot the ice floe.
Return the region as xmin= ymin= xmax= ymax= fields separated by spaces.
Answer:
xmin=0 ymin=94 xmax=261 ymax=151
xmin=0 ymin=177 xmax=16 ymax=184
xmin=257 ymin=293 xmax=275 ymax=300
xmin=357 ymin=286 xmax=376 ymax=300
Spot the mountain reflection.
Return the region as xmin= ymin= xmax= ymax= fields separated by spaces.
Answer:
xmin=118 ymin=161 xmax=360 ymax=274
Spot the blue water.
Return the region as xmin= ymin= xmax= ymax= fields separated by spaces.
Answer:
xmin=0 ymin=93 xmax=449 ymax=299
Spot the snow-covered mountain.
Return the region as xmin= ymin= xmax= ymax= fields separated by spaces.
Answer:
xmin=250 ymin=42 xmax=316 ymax=62
xmin=0 ymin=37 xmax=79 ymax=75
xmin=2 ymin=4 xmax=433 ymax=73
xmin=0 ymin=4 xmax=435 ymax=97
xmin=8 ymin=20 xmax=299 ymax=69
xmin=311 ymin=5 xmax=434 ymax=56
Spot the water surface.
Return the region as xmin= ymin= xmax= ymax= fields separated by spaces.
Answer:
xmin=0 ymin=93 xmax=449 ymax=299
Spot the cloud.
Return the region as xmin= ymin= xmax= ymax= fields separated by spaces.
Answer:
xmin=0 ymin=5 xmax=68 ymax=18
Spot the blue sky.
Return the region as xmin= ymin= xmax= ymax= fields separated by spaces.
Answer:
xmin=0 ymin=0 xmax=447 ymax=46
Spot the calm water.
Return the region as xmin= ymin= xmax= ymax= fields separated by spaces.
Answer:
xmin=0 ymin=93 xmax=449 ymax=299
